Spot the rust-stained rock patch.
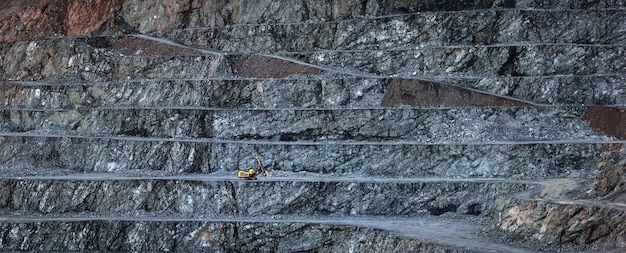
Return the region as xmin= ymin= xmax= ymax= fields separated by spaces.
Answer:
xmin=0 ymin=0 xmax=63 ymax=42
xmin=67 ymin=0 xmax=119 ymax=36
xmin=582 ymin=106 xmax=626 ymax=140
xmin=381 ymin=78 xmax=532 ymax=107
xmin=236 ymin=55 xmax=324 ymax=78
xmin=0 ymin=0 xmax=42 ymax=21
xmin=0 ymin=0 xmax=120 ymax=42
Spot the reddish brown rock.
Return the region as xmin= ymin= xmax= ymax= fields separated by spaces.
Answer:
xmin=235 ymin=55 xmax=324 ymax=78
xmin=381 ymin=78 xmax=532 ymax=107
xmin=67 ymin=0 xmax=119 ymax=36
xmin=582 ymin=106 xmax=626 ymax=140
xmin=0 ymin=0 xmax=41 ymax=21
xmin=0 ymin=0 xmax=119 ymax=42
xmin=112 ymin=36 xmax=208 ymax=57
xmin=0 ymin=0 xmax=64 ymax=42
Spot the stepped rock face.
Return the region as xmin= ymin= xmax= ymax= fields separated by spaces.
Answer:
xmin=1 ymin=0 xmax=625 ymax=252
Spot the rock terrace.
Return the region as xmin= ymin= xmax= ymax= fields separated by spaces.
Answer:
xmin=1 ymin=0 xmax=625 ymax=252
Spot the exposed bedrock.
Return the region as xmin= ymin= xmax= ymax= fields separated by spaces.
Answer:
xmin=1 ymin=0 xmax=626 ymax=252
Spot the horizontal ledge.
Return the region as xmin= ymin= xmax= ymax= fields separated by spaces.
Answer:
xmin=288 ymin=42 xmax=626 ymax=54
xmin=0 ymin=212 xmax=471 ymax=226
xmin=2 ymin=43 xmax=618 ymax=59
xmin=0 ymin=211 xmax=583 ymax=252
xmin=4 ymin=73 xmax=625 ymax=86
xmin=0 ymin=172 xmax=544 ymax=184
xmin=0 ymin=132 xmax=621 ymax=145
xmin=510 ymin=195 xmax=626 ymax=212
xmin=0 ymin=104 xmax=620 ymax=112
xmin=0 ymin=215 xmax=365 ymax=223
xmin=0 ymin=212 xmax=532 ymax=252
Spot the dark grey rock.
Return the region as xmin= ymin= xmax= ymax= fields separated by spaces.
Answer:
xmin=0 ymin=219 xmax=461 ymax=252
xmin=0 ymin=179 xmax=528 ymax=217
xmin=0 ymin=136 xmax=604 ymax=179
xmin=1 ymin=0 xmax=625 ymax=252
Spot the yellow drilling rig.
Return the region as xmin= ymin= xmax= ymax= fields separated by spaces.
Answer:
xmin=237 ymin=153 xmax=269 ymax=179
